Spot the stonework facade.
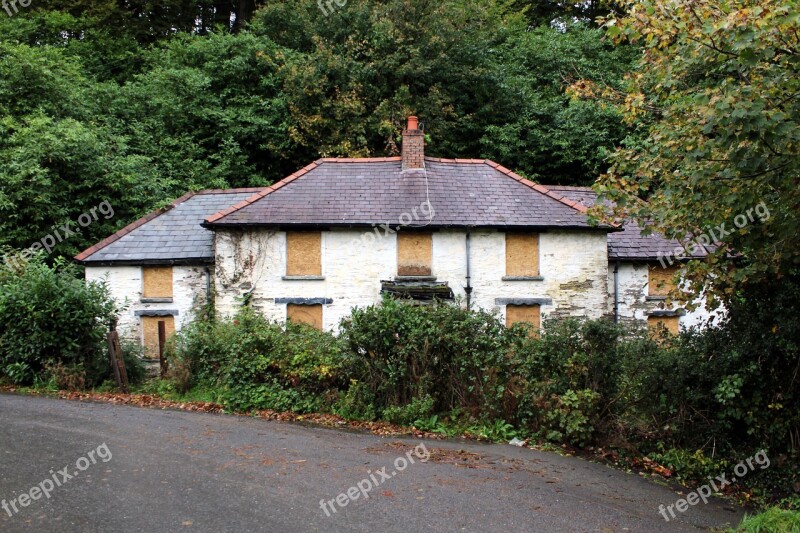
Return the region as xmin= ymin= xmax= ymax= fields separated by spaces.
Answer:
xmin=213 ymin=228 xmax=610 ymax=330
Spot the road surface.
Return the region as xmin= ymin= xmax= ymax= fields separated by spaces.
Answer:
xmin=0 ymin=393 xmax=744 ymax=532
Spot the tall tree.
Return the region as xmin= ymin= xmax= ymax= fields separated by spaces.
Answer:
xmin=577 ymin=0 xmax=800 ymax=306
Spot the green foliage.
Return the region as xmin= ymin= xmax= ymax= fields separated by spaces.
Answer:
xmin=0 ymin=257 xmax=117 ymax=386
xmin=0 ymin=3 xmax=636 ymax=256
xmin=340 ymin=296 xmax=522 ymax=418
xmin=731 ymin=508 xmax=800 ymax=533
xmin=649 ymin=448 xmax=729 ymax=487
xmin=584 ymin=0 xmax=800 ymax=304
xmin=513 ymin=318 xmax=625 ymax=445
xmin=466 ymin=419 xmax=519 ymax=442
xmin=119 ymin=339 xmax=147 ymax=385
xmin=169 ymin=308 xmax=350 ymax=413
xmin=382 ymin=395 xmax=435 ymax=426
xmin=332 ymin=380 xmax=377 ymax=421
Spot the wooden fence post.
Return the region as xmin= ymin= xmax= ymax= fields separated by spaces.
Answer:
xmin=106 ymin=328 xmax=129 ymax=394
xmin=158 ymin=320 xmax=168 ymax=378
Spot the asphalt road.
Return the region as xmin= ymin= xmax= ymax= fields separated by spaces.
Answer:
xmin=0 ymin=394 xmax=744 ymax=533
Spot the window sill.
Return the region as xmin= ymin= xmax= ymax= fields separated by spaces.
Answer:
xmin=502 ymin=276 xmax=544 ymax=282
xmin=282 ymin=275 xmax=325 ymax=281
xmin=645 ymin=295 xmax=667 ymax=301
xmin=140 ymin=297 xmax=173 ymax=303
xmin=394 ymin=276 xmax=437 ymax=282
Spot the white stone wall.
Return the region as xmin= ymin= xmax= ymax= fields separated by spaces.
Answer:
xmin=85 ymin=265 xmax=210 ymax=340
xmin=214 ymin=228 xmax=610 ymax=331
xmin=609 ymin=261 xmax=719 ymax=331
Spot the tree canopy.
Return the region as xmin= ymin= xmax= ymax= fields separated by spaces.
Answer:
xmin=575 ymin=0 xmax=800 ymax=306
xmin=0 ymin=0 xmax=635 ymax=256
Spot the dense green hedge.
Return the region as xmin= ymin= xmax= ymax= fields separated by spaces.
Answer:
xmin=0 ymin=256 xmax=142 ymax=387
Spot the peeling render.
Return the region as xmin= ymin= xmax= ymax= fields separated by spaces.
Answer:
xmin=609 ymin=261 xmax=719 ymax=329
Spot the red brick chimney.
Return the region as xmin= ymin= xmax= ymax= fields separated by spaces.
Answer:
xmin=401 ymin=116 xmax=424 ymax=170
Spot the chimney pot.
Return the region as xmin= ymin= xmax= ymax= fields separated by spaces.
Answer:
xmin=407 ymin=115 xmax=419 ymax=130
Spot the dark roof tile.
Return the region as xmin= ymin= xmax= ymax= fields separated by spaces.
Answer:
xmin=206 ymin=158 xmax=600 ymax=229
xmin=76 ymin=189 xmax=262 ymax=264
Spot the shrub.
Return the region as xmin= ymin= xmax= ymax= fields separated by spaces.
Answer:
xmin=45 ymin=362 xmax=87 ymax=391
xmin=340 ymin=296 xmax=522 ymax=419
xmin=169 ymin=308 xmax=350 ymax=413
xmin=382 ymin=394 xmax=435 ymax=426
xmin=332 ymin=380 xmax=378 ymax=421
xmin=513 ymin=318 xmax=625 ymax=445
xmin=0 ymin=256 xmax=117 ymax=386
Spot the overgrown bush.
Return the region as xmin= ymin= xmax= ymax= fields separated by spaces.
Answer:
xmin=340 ymin=296 xmax=523 ymax=419
xmin=513 ymin=318 xmax=627 ymax=445
xmin=169 ymin=308 xmax=351 ymax=412
xmin=0 ymin=256 xmax=117 ymax=386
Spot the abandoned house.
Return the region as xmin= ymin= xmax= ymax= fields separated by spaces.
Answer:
xmin=76 ymin=117 xmax=714 ymax=354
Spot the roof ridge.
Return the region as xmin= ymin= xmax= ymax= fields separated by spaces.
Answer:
xmin=482 ymin=160 xmax=589 ymax=215
xmin=320 ymin=157 xmax=402 ymax=163
xmin=197 ymin=187 xmax=266 ymax=194
xmin=75 ymin=191 xmax=198 ymax=262
xmin=205 ymin=160 xmax=324 ymax=225
xmin=543 ymin=185 xmax=595 ymax=191
xmin=424 ymin=156 xmax=487 ymax=164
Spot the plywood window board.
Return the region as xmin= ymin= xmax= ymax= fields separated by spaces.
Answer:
xmin=286 ymin=232 xmax=322 ymax=276
xmin=143 ymin=266 xmax=173 ymax=298
xmin=397 ymin=232 xmax=432 ymax=276
xmin=287 ymin=304 xmax=323 ymax=330
xmin=648 ymin=315 xmax=679 ymax=335
xmin=506 ymin=234 xmax=539 ymax=277
xmin=649 ymin=265 xmax=679 ymax=296
xmin=506 ymin=304 xmax=541 ymax=329
xmin=141 ymin=315 xmax=175 ymax=358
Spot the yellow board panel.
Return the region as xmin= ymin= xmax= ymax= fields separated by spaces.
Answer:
xmin=287 ymin=304 xmax=323 ymax=330
xmin=142 ymin=266 xmax=173 ymax=298
xmin=397 ymin=232 xmax=432 ymax=276
xmin=506 ymin=304 xmax=541 ymax=330
xmin=286 ymin=232 xmax=322 ymax=276
xmin=141 ymin=315 xmax=175 ymax=358
xmin=649 ymin=265 xmax=679 ymax=296
xmin=648 ymin=315 xmax=679 ymax=335
xmin=506 ymin=234 xmax=539 ymax=277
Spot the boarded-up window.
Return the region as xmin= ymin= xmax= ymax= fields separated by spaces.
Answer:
xmin=506 ymin=304 xmax=541 ymax=330
xmin=142 ymin=266 xmax=173 ymax=299
xmin=649 ymin=265 xmax=679 ymax=296
xmin=648 ymin=315 xmax=679 ymax=336
xmin=397 ymin=232 xmax=432 ymax=276
xmin=141 ymin=315 xmax=175 ymax=358
xmin=287 ymin=304 xmax=323 ymax=330
xmin=286 ymin=232 xmax=322 ymax=276
xmin=506 ymin=234 xmax=539 ymax=277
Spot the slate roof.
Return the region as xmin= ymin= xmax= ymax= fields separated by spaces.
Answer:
xmin=545 ymin=186 xmax=708 ymax=261
xmin=76 ymin=189 xmax=263 ymax=265
xmin=205 ymin=158 xmax=610 ymax=231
